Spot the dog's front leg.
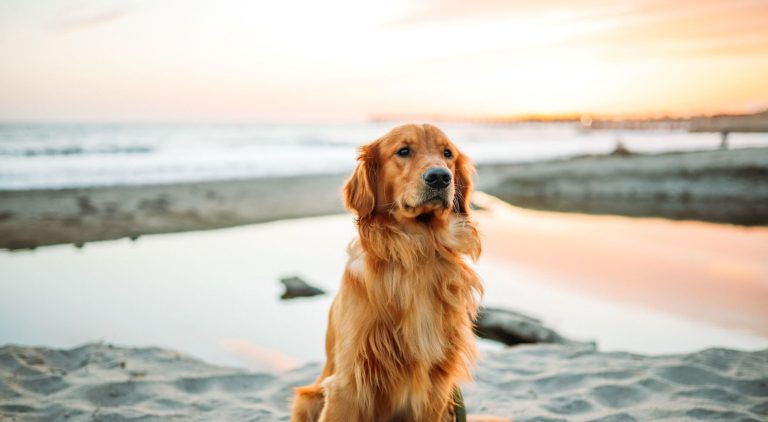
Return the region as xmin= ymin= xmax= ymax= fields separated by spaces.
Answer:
xmin=413 ymin=374 xmax=459 ymax=422
xmin=318 ymin=380 xmax=372 ymax=422
xmin=415 ymin=401 xmax=453 ymax=422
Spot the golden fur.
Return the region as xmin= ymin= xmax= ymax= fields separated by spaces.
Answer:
xmin=291 ymin=124 xmax=483 ymax=422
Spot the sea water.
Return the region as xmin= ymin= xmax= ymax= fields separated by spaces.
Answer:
xmin=2 ymin=121 xmax=768 ymax=190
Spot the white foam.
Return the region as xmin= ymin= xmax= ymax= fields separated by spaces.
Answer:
xmin=2 ymin=123 xmax=767 ymax=190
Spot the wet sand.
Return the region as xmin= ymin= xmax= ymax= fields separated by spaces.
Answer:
xmin=2 ymin=147 xmax=766 ymax=250
xmin=479 ymin=147 xmax=768 ymax=226
xmin=0 ymin=174 xmax=347 ymax=250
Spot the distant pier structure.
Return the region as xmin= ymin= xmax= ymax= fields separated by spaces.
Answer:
xmin=690 ymin=110 xmax=768 ymax=134
xmin=587 ymin=118 xmax=689 ymax=130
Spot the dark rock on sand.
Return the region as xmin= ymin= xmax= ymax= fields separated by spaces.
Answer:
xmin=279 ymin=276 xmax=325 ymax=300
xmin=475 ymin=307 xmax=574 ymax=346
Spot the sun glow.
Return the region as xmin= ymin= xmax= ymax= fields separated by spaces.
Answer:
xmin=0 ymin=0 xmax=766 ymax=121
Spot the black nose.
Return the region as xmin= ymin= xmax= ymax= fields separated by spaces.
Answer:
xmin=423 ymin=167 xmax=452 ymax=189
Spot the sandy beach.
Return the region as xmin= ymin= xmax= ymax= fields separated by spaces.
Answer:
xmin=4 ymin=0 xmax=768 ymax=419
xmin=2 ymin=149 xmax=768 ymax=421
xmin=1 ymin=341 xmax=766 ymax=421
xmin=2 ymin=190 xmax=768 ymax=420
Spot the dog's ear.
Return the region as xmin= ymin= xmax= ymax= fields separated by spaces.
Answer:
xmin=343 ymin=144 xmax=377 ymax=220
xmin=452 ymin=152 xmax=474 ymax=215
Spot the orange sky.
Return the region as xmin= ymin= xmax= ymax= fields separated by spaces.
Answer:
xmin=0 ymin=0 xmax=767 ymax=122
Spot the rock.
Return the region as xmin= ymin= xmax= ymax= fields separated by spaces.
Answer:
xmin=474 ymin=307 xmax=573 ymax=346
xmin=279 ymin=276 xmax=325 ymax=300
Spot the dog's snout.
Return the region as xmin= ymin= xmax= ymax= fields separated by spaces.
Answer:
xmin=423 ymin=167 xmax=452 ymax=189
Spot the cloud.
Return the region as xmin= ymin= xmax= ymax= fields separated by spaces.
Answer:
xmin=384 ymin=0 xmax=615 ymax=27
xmin=387 ymin=0 xmax=768 ymax=42
xmin=556 ymin=1 xmax=768 ymax=59
xmin=47 ymin=7 xmax=132 ymax=33
xmin=388 ymin=0 xmax=768 ymax=61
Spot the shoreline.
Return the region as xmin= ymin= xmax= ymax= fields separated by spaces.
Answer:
xmin=2 ymin=147 xmax=767 ymax=250
xmin=478 ymin=147 xmax=768 ymax=226
xmin=2 ymin=197 xmax=766 ymax=361
xmin=0 ymin=173 xmax=347 ymax=249
xmin=2 ymin=196 xmax=767 ymax=420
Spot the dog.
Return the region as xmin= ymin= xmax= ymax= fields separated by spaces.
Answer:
xmin=291 ymin=124 xmax=483 ymax=422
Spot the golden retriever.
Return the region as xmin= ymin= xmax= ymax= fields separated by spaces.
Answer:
xmin=291 ymin=123 xmax=483 ymax=422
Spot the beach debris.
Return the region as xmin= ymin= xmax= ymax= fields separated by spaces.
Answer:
xmin=128 ymin=370 xmax=147 ymax=378
xmin=475 ymin=307 xmax=573 ymax=346
xmin=279 ymin=276 xmax=325 ymax=300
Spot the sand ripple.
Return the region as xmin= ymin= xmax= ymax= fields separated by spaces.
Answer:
xmin=1 ymin=342 xmax=766 ymax=421
xmin=468 ymin=344 xmax=768 ymax=421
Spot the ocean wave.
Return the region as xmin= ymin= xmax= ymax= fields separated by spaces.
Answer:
xmin=0 ymin=145 xmax=153 ymax=157
xmin=2 ymin=123 xmax=767 ymax=190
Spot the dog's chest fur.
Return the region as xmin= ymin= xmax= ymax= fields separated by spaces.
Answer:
xmin=347 ymin=221 xmax=478 ymax=368
xmin=338 ymin=216 xmax=481 ymax=420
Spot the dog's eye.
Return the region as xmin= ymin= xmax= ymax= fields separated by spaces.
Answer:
xmin=443 ymin=148 xmax=453 ymax=158
xmin=396 ymin=147 xmax=411 ymax=157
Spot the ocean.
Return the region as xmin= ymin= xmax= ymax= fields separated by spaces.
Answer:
xmin=2 ymin=122 xmax=767 ymax=190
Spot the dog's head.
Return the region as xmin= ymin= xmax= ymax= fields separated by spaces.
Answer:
xmin=343 ymin=124 xmax=474 ymax=222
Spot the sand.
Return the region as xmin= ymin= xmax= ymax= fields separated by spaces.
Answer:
xmin=1 ymin=342 xmax=766 ymax=421
xmin=468 ymin=344 xmax=768 ymax=421
xmin=0 ymin=174 xmax=347 ymax=249
xmin=478 ymin=147 xmax=768 ymax=226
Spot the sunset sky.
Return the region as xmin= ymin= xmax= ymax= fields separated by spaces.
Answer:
xmin=1 ymin=0 xmax=767 ymax=122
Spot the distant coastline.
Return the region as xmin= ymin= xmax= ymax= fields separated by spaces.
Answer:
xmin=372 ymin=109 xmax=768 ymax=132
